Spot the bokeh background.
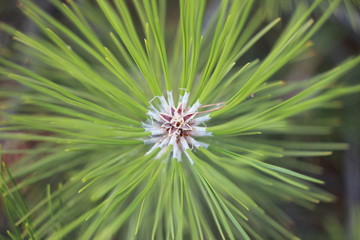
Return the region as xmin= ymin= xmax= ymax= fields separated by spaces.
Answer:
xmin=0 ymin=0 xmax=359 ymax=239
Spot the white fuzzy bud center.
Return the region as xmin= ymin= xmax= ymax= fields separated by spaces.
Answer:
xmin=143 ymin=92 xmax=211 ymax=164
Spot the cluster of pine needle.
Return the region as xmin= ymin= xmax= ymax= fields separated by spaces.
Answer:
xmin=0 ymin=0 xmax=359 ymax=239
